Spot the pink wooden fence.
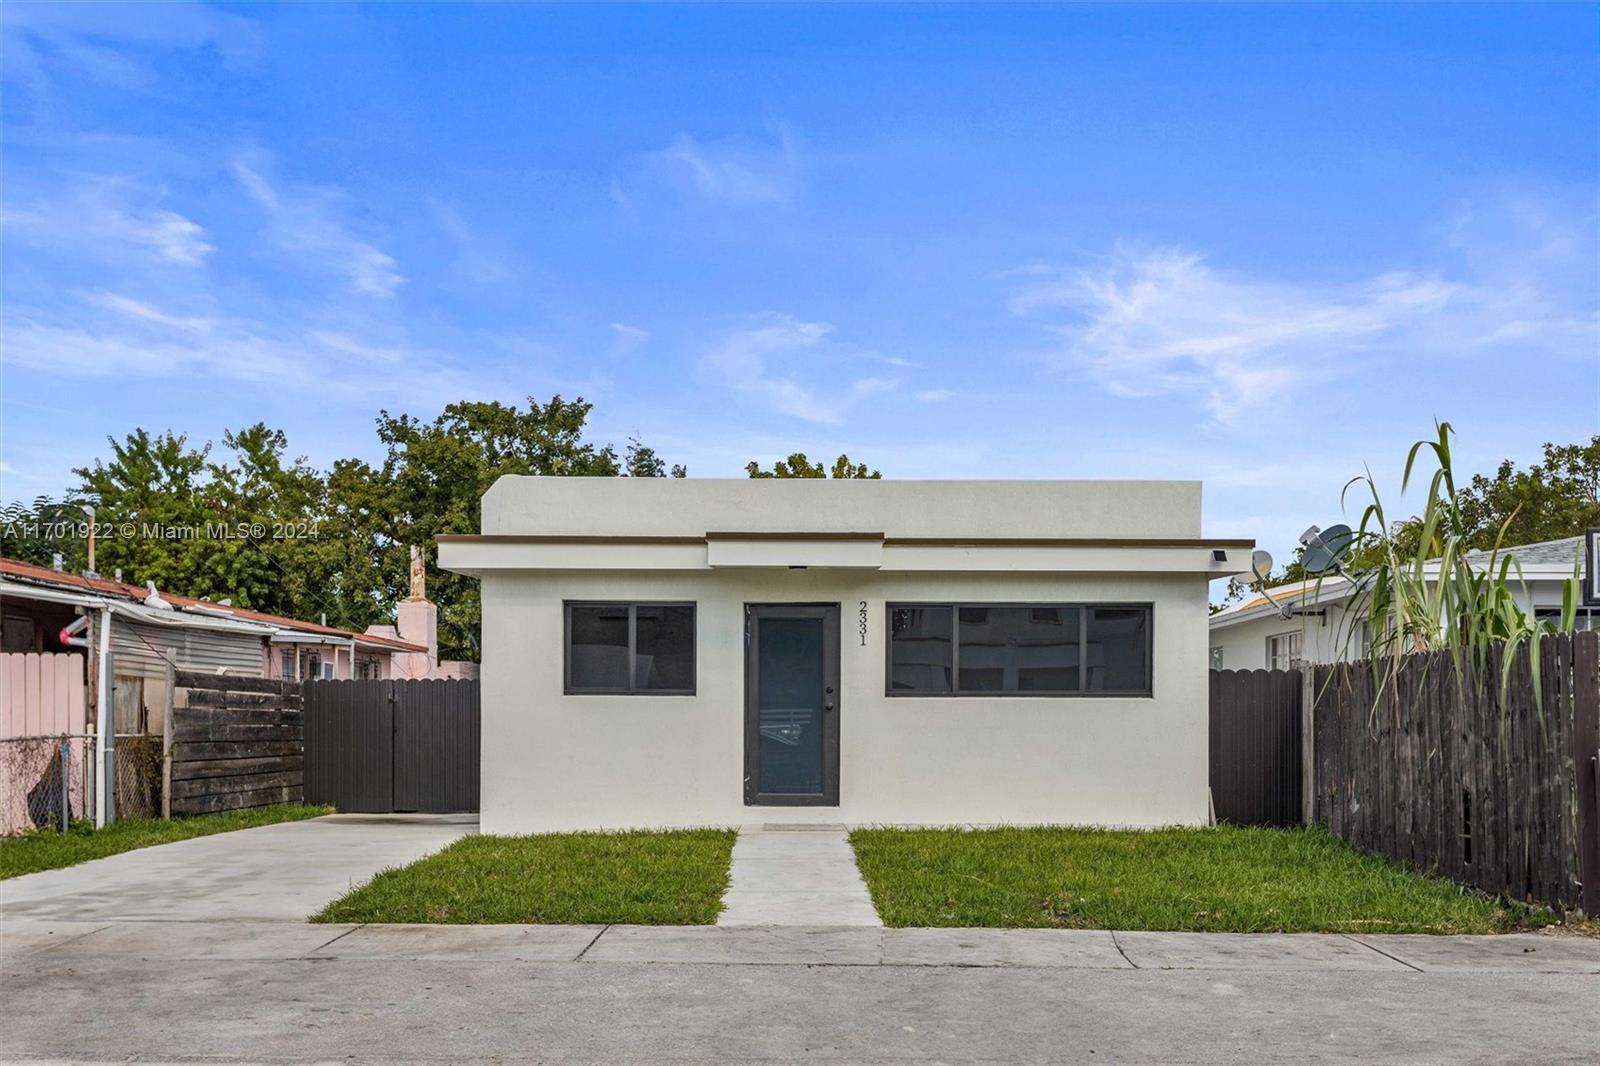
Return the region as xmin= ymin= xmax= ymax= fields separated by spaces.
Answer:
xmin=2 ymin=653 xmax=88 ymax=834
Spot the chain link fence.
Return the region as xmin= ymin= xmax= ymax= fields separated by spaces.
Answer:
xmin=1 ymin=735 xmax=88 ymax=835
xmin=114 ymin=733 xmax=163 ymax=820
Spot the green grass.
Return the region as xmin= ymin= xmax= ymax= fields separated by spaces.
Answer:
xmin=313 ymin=829 xmax=738 ymax=925
xmin=849 ymin=825 xmax=1550 ymax=934
xmin=0 ymin=805 xmax=333 ymax=880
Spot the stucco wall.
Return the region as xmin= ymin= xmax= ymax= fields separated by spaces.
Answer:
xmin=479 ymin=568 xmax=1211 ymax=833
xmin=481 ymin=477 xmax=1203 ymax=539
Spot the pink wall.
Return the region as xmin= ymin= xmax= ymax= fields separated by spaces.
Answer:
xmin=2 ymin=652 xmax=87 ymax=738
xmin=2 ymin=653 xmax=88 ymax=834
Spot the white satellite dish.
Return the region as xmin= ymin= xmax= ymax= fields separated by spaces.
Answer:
xmin=1250 ymin=549 xmax=1274 ymax=584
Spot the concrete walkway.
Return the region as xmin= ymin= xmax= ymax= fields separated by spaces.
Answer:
xmin=0 ymin=812 xmax=474 ymax=922
xmin=717 ymin=823 xmax=881 ymax=926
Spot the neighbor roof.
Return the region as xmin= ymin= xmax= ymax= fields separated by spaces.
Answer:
xmin=1209 ymin=534 xmax=1587 ymax=630
xmin=0 ymin=556 xmax=427 ymax=653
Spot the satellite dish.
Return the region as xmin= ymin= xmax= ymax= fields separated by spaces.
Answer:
xmin=1300 ymin=523 xmax=1354 ymax=575
xmin=1250 ymin=549 xmax=1274 ymax=583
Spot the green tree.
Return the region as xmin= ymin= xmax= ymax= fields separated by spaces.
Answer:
xmin=73 ymin=429 xmax=221 ymax=596
xmin=342 ymin=396 xmax=667 ymax=661
xmin=745 ymin=452 xmax=881 ymax=479
xmin=1456 ymin=437 xmax=1600 ymax=549
xmin=624 ymin=437 xmax=687 ymax=479
xmin=0 ymin=495 xmax=91 ymax=571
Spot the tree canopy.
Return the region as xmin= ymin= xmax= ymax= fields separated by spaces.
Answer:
xmin=745 ymin=452 xmax=881 ymax=479
xmin=2 ymin=396 xmax=681 ymax=662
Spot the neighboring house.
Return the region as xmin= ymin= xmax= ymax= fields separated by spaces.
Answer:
xmin=0 ymin=555 xmax=475 ymax=736
xmin=438 ymin=477 xmax=1250 ymax=833
xmin=1207 ymin=535 xmax=1592 ymax=672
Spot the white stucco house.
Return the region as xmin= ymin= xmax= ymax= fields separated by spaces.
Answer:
xmin=438 ymin=478 xmax=1250 ymax=833
xmin=1207 ymin=534 xmax=1592 ymax=672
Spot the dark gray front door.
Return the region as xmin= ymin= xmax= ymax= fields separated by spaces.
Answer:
xmin=745 ymin=604 xmax=840 ymax=806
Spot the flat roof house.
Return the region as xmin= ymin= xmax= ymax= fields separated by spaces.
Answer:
xmin=440 ymin=478 xmax=1251 ymax=833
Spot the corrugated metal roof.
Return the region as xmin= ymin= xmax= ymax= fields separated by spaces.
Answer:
xmin=0 ymin=556 xmax=428 ymax=653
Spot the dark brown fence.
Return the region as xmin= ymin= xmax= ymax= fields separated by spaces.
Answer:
xmin=1209 ymin=669 xmax=1303 ymax=827
xmin=165 ymin=670 xmax=304 ymax=816
xmin=1313 ymin=631 xmax=1600 ymax=916
xmin=304 ymin=679 xmax=479 ymax=814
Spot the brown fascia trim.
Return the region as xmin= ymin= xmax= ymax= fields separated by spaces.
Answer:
xmin=437 ymin=533 xmax=1254 ymax=549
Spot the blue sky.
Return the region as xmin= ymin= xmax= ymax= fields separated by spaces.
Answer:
xmin=2 ymin=3 xmax=1596 ymax=580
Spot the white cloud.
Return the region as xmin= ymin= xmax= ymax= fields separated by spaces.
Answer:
xmin=232 ymin=158 xmax=404 ymax=298
xmin=916 ymin=389 xmax=956 ymax=403
xmin=609 ymin=322 xmax=649 ymax=349
xmin=702 ymin=314 xmax=837 ymax=423
xmin=3 ymin=180 xmax=214 ymax=265
xmin=1008 ymin=237 xmax=1594 ymax=424
xmin=3 ymin=291 xmax=495 ymax=406
xmin=640 ymin=130 xmax=801 ymax=208
xmin=699 ymin=314 xmax=910 ymax=424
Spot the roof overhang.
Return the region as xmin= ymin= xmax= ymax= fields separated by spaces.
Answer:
xmin=438 ymin=533 xmax=1255 ymax=577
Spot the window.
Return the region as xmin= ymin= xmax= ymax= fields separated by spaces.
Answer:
xmin=565 ymin=602 xmax=695 ymax=694
xmin=280 ymin=649 xmax=296 ymax=679
xmin=1209 ymin=646 xmax=1225 ymax=670
xmin=887 ymin=603 xmax=1152 ymax=696
xmin=1535 ymin=607 xmax=1600 ymax=633
xmin=1266 ymin=631 xmax=1303 ymax=671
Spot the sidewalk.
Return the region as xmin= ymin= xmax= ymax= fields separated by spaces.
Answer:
xmin=6 ymin=918 xmax=1597 ymax=972
xmin=6 ymin=920 xmax=1595 ymax=1064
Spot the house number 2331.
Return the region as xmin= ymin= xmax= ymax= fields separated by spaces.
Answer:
xmin=858 ymin=601 xmax=868 ymax=647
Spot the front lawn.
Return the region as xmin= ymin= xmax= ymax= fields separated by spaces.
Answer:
xmin=849 ymin=825 xmax=1549 ymax=934
xmin=313 ymin=829 xmax=737 ymax=925
xmin=0 ymin=804 xmax=332 ymax=880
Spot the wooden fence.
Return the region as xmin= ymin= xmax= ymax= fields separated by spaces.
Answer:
xmin=1313 ymin=630 xmax=1600 ymax=916
xmin=165 ymin=669 xmax=304 ymax=816
xmin=1209 ymin=669 xmax=1303 ymax=828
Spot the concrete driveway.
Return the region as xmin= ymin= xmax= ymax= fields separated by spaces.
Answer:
xmin=0 ymin=812 xmax=473 ymax=922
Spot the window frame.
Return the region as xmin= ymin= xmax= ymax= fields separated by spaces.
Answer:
xmin=1266 ymin=630 xmax=1303 ymax=671
xmin=884 ymin=601 xmax=1155 ymax=698
xmin=563 ymin=600 xmax=697 ymax=696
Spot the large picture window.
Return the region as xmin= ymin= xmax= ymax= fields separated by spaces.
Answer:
xmin=565 ymin=602 xmax=695 ymax=694
xmin=888 ymin=603 xmax=1152 ymax=696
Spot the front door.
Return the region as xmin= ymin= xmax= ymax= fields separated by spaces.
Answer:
xmin=745 ymin=604 xmax=840 ymax=806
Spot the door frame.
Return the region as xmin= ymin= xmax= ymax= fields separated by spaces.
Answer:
xmin=743 ymin=603 xmax=841 ymax=806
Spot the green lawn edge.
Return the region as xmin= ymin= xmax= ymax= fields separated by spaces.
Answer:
xmin=0 ymin=804 xmax=333 ymax=880
xmin=313 ymin=828 xmax=738 ymax=925
xmin=849 ymin=824 xmax=1551 ymax=934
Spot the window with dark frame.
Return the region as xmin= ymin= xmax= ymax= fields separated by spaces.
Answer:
xmin=887 ymin=603 xmax=1153 ymax=696
xmin=565 ymin=602 xmax=696 ymax=694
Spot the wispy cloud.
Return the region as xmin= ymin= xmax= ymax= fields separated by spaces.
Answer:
xmin=699 ymin=313 xmax=907 ymax=423
xmin=1010 ymin=219 xmax=1595 ymax=424
xmin=701 ymin=314 xmax=838 ymax=422
xmin=916 ymin=389 xmax=956 ymax=403
xmin=4 ymin=290 xmax=497 ymax=405
xmin=638 ymin=129 xmax=802 ymax=208
xmin=231 ymin=156 xmax=404 ymax=298
xmin=2 ymin=3 xmax=263 ymax=110
xmin=3 ymin=179 xmax=214 ymax=265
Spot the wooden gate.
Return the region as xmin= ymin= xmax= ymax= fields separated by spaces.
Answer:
xmin=303 ymin=679 xmax=479 ymax=814
xmin=1209 ymin=668 xmax=1304 ymax=827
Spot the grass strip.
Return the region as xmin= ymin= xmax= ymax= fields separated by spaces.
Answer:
xmin=1 ymin=804 xmax=333 ymax=880
xmin=314 ymin=828 xmax=737 ymax=925
xmin=849 ymin=824 xmax=1549 ymax=934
